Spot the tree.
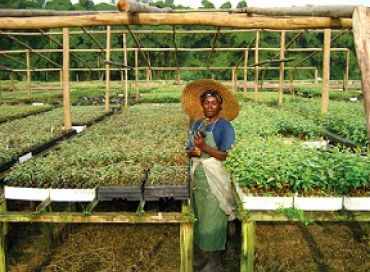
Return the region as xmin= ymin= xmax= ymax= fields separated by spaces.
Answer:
xmin=237 ymin=0 xmax=247 ymax=8
xmin=201 ymin=0 xmax=215 ymax=9
xmin=220 ymin=1 xmax=232 ymax=9
xmin=45 ymin=0 xmax=73 ymax=10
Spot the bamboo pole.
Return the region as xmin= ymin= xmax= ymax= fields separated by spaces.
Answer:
xmin=1 ymin=29 xmax=347 ymax=36
xmin=289 ymin=69 xmax=294 ymax=94
xmin=315 ymin=69 xmax=319 ymax=84
xmin=10 ymin=72 xmax=15 ymax=92
xmin=241 ymin=221 xmax=255 ymax=272
xmin=123 ymin=33 xmax=129 ymax=107
xmin=117 ymin=0 xmax=173 ymax=13
xmin=146 ymin=69 xmax=150 ymax=88
xmin=0 ymin=201 xmax=7 ymax=272
xmin=321 ymin=29 xmax=331 ymax=115
xmin=244 ymin=49 xmax=249 ymax=95
xmin=105 ymin=25 xmax=111 ymax=112
xmin=0 ymin=47 xmax=350 ymax=54
xmin=353 ymin=6 xmax=370 ymax=148
xmin=278 ymin=31 xmax=286 ymax=106
xmin=59 ymin=70 xmax=63 ymax=91
xmin=62 ymin=27 xmax=72 ymax=130
xmin=135 ymin=48 xmax=139 ymax=100
xmin=26 ymin=49 xmax=31 ymax=95
xmin=0 ymin=13 xmax=353 ymax=30
xmin=254 ymin=31 xmax=260 ymax=102
xmin=231 ymin=68 xmax=235 ymax=92
xmin=238 ymin=5 xmax=358 ymax=18
xmin=180 ymin=202 xmax=193 ymax=272
xmin=343 ymin=49 xmax=350 ymax=91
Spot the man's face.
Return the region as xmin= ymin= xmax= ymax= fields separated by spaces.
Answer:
xmin=202 ymin=95 xmax=222 ymax=119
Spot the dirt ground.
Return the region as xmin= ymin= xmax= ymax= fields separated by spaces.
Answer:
xmin=7 ymin=220 xmax=370 ymax=272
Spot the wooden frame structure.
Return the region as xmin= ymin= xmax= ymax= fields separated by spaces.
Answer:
xmin=0 ymin=3 xmax=369 ymax=272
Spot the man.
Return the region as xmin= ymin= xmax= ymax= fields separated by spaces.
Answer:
xmin=182 ymin=79 xmax=239 ymax=272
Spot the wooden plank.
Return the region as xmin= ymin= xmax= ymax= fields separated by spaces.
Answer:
xmin=353 ymin=6 xmax=370 ymax=148
xmin=343 ymin=49 xmax=350 ymax=90
xmin=62 ymin=27 xmax=72 ymax=129
xmin=321 ymin=29 xmax=331 ymax=115
xmin=240 ymin=211 xmax=370 ymax=222
xmin=0 ymin=212 xmax=192 ymax=223
xmin=26 ymin=49 xmax=31 ymax=95
xmin=0 ymin=13 xmax=353 ymax=30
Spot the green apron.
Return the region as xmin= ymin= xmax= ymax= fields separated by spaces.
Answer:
xmin=191 ymin=126 xmax=228 ymax=251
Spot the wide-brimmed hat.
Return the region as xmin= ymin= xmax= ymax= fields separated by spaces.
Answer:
xmin=181 ymin=79 xmax=240 ymax=121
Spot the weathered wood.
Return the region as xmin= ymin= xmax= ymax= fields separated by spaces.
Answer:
xmin=62 ymin=27 xmax=72 ymax=130
xmin=105 ymin=25 xmax=111 ymax=112
xmin=117 ymin=0 xmax=173 ymax=13
xmin=180 ymin=202 xmax=193 ymax=272
xmin=123 ymin=33 xmax=129 ymax=108
xmin=244 ymin=49 xmax=249 ymax=95
xmin=289 ymin=69 xmax=294 ymax=94
xmin=0 ymin=201 xmax=6 ymax=272
xmin=26 ymin=49 xmax=31 ymax=95
xmin=254 ymin=31 xmax=260 ymax=102
xmin=241 ymin=221 xmax=254 ymax=272
xmin=353 ymin=6 xmax=370 ymax=148
xmin=0 ymin=212 xmax=191 ymax=223
xmin=35 ymin=197 xmax=51 ymax=214
xmin=134 ymin=48 xmax=139 ymax=100
xmin=321 ymin=29 xmax=331 ymax=115
xmin=0 ymin=13 xmax=353 ymax=30
xmin=240 ymin=211 xmax=370 ymax=222
xmin=343 ymin=49 xmax=350 ymax=91
xmin=238 ymin=5 xmax=358 ymax=18
xmin=278 ymin=31 xmax=286 ymax=106
xmin=0 ymin=9 xmax=106 ymax=17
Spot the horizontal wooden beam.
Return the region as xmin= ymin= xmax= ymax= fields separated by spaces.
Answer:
xmin=0 ymin=211 xmax=193 ymax=224
xmin=241 ymin=211 xmax=370 ymax=222
xmin=11 ymin=66 xmax=317 ymax=72
xmin=0 ymin=29 xmax=348 ymax=36
xmin=0 ymin=47 xmax=349 ymax=54
xmin=0 ymin=13 xmax=352 ymax=30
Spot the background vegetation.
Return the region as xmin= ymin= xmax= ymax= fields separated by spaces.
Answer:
xmin=0 ymin=0 xmax=360 ymax=82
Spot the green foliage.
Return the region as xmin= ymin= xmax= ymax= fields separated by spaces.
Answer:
xmin=220 ymin=1 xmax=232 ymax=8
xmin=236 ymin=0 xmax=247 ymax=8
xmin=201 ymin=0 xmax=215 ymax=8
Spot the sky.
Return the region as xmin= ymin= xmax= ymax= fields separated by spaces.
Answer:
xmin=88 ymin=0 xmax=370 ymax=8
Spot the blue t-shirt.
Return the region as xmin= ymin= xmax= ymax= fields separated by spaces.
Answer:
xmin=186 ymin=118 xmax=235 ymax=152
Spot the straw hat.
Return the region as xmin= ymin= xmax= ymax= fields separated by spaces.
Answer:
xmin=182 ymin=79 xmax=240 ymax=121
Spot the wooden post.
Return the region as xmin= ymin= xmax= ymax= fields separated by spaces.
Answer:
xmin=123 ymin=33 xmax=128 ymax=107
xmin=244 ymin=49 xmax=249 ymax=96
xmin=278 ymin=31 xmax=286 ymax=106
xmin=321 ymin=29 xmax=331 ymax=115
xmin=146 ymin=69 xmax=150 ymax=88
xmin=231 ymin=68 xmax=235 ymax=92
xmin=343 ymin=49 xmax=350 ymax=91
xmin=289 ymin=69 xmax=294 ymax=94
xmin=135 ymin=48 xmax=139 ymax=100
xmin=314 ymin=69 xmax=319 ymax=84
xmin=176 ymin=69 xmax=181 ymax=85
xmin=26 ymin=49 xmax=31 ymax=95
xmin=353 ymin=6 xmax=370 ymax=148
xmin=59 ymin=70 xmax=63 ymax=92
xmin=254 ymin=31 xmax=260 ymax=102
xmin=180 ymin=201 xmax=193 ymax=272
xmin=234 ymin=68 xmax=238 ymax=92
xmin=10 ymin=72 xmax=15 ymax=92
xmin=241 ymin=221 xmax=255 ymax=272
xmin=62 ymin=27 xmax=72 ymax=130
xmin=105 ymin=25 xmax=111 ymax=112
xmin=0 ymin=199 xmax=7 ymax=272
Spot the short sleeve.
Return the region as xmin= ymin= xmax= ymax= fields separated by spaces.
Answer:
xmin=218 ymin=121 xmax=235 ymax=152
